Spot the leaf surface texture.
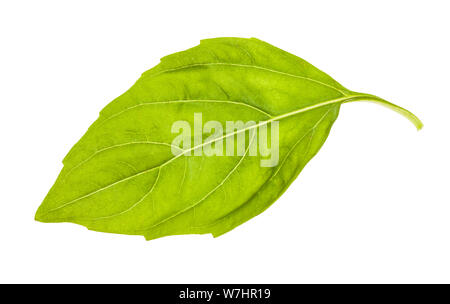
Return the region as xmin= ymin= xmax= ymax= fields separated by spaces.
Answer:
xmin=35 ymin=38 xmax=422 ymax=240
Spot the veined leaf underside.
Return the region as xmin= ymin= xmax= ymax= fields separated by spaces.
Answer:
xmin=42 ymin=94 xmax=385 ymax=217
xmin=35 ymin=37 xmax=422 ymax=240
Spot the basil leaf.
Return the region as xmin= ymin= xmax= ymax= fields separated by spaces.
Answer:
xmin=35 ymin=38 xmax=422 ymax=240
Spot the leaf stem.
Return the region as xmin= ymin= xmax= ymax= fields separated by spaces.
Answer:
xmin=345 ymin=93 xmax=423 ymax=130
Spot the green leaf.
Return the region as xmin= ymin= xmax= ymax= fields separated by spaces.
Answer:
xmin=35 ymin=37 xmax=422 ymax=240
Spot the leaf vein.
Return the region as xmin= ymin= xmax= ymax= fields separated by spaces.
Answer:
xmin=147 ymin=63 xmax=347 ymax=95
xmin=146 ymin=132 xmax=257 ymax=231
xmin=90 ymin=168 xmax=161 ymax=220
xmin=99 ymin=99 xmax=273 ymax=127
xmin=192 ymin=108 xmax=334 ymax=230
xmin=63 ymin=141 xmax=182 ymax=182
xmin=43 ymin=95 xmax=366 ymax=216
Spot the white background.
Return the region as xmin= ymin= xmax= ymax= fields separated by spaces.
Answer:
xmin=1 ymin=0 xmax=449 ymax=284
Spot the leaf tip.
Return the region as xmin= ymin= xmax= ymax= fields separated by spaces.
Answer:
xmin=34 ymin=211 xmax=45 ymax=223
xmin=35 ymin=205 xmax=50 ymax=223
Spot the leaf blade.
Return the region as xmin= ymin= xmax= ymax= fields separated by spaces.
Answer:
xmin=36 ymin=37 xmax=422 ymax=240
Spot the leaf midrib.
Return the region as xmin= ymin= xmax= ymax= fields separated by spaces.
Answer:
xmin=40 ymin=94 xmax=371 ymax=216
